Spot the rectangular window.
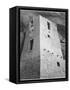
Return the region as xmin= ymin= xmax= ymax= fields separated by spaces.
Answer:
xmin=30 ymin=39 xmax=34 ymax=50
xmin=30 ymin=16 xmax=33 ymax=27
xmin=47 ymin=22 xmax=50 ymax=30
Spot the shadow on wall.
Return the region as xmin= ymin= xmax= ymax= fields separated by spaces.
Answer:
xmin=20 ymin=56 xmax=40 ymax=80
xmin=57 ymin=24 xmax=65 ymax=60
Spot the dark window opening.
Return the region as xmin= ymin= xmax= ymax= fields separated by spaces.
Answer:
xmin=48 ymin=34 xmax=50 ymax=38
xmin=31 ymin=19 xmax=33 ymax=24
xmin=30 ymin=16 xmax=33 ymax=27
xmin=30 ymin=39 xmax=34 ymax=50
xmin=43 ymin=49 xmax=46 ymax=51
xmin=47 ymin=22 xmax=50 ymax=30
xmin=57 ymin=62 xmax=60 ymax=67
xmin=31 ymin=20 xmax=33 ymax=27
xmin=61 ymin=49 xmax=65 ymax=60
xmin=60 ymin=40 xmax=65 ymax=43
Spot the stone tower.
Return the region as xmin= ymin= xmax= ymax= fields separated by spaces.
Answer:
xmin=20 ymin=12 xmax=65 ymax=80
xmin=40 ymin=15 xmax=65 ymax=79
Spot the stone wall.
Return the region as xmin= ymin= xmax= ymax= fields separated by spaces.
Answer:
xmin=40 ymin=15 xmax=65 ymax=79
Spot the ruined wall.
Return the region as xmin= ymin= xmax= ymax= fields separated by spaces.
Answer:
xmin=20 ymin=12 xmax=65 ymax=80
xmin=20 ymin=13 xmax=40 ymax=80
xmin=20 ymin=13 xmax=40 ymax=61
xmin=40 ymin=15 xmax=65 ymax=79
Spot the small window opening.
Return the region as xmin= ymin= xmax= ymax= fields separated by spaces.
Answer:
xmin=43 ymin=49 xmax=46 ymax=51
xmin=30 ymin=16 xmax=33 ymax=27
xmin=30 ymin=39 xmax=34 ymax=50
xmin=48 ymin=34 xmax=50 ymax=38
xmin=31 ymin=20 xmax=33 ymax=27
xmin=57 ymin=62 xmax=60 ymax=67
xmin=47 ymin=22 xmax=50 ymax=30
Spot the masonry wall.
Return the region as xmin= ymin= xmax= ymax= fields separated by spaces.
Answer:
xmin=20 ymin=12 xmax=65 ymax=80
xmin=40 ymin=15 xmax=65 ymax=79
xmin=20 ymin=13 xmax=40 ymax=80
